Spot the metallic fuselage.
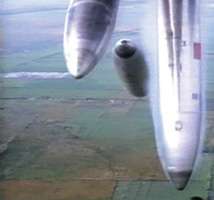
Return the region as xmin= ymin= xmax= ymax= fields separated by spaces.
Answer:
xmin=155 ymin=0 xmax=202 ymax=190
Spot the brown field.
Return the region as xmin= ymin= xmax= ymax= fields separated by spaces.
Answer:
xmin=0 ymin=180 xmax=115 ymax=200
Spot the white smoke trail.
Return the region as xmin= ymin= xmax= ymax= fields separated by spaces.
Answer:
xmin=0 ymin=72 xmax=71 ymax=79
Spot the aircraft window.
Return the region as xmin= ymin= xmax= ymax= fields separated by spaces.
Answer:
xmin=182 ymin=41 xmax=187 ymax=46
xmin=175 ymin=121 xmax=183 ymax=131
xmin=192 ymin=93 xmax=198 ymax=100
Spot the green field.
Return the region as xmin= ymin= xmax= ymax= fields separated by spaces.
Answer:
xmin=0 ymin=0 xmax=214 ymax=199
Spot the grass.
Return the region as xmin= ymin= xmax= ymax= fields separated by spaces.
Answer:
xmin=0 ymin=1 xmax=214 ymax=199
xmin=0 ymin=180 xmax=115 ymax=200
xmin=0 ymin=99 xmax=163 ymax=182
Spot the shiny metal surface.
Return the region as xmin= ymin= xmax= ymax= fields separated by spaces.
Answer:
xmin=154 ymin=0 xmax=203 ymax=190
xmin=114 ymin=39 xmax=148 ymax=97
xmin=64 ymin=0 xmax=119 ymax=78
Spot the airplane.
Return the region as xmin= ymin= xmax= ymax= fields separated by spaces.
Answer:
xmin=63 ymin=0 xmax=204 ymax=191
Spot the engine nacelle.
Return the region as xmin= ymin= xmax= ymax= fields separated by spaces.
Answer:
xmin=64 ymin=0 xmax=119 ymax=79
xmin=114 ymin=39 xmax=148 ymax=97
